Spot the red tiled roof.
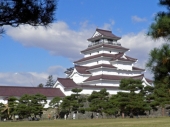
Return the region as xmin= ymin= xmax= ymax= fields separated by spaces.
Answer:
xmin=132 ymin=66 xmax=145 ymax=71
xmin=84 ymin=74 xmax=145 ymax=82
xmin=110 ymin=53 xmax=137 ymax=62
xmin=74 ymin=53 xmax=114 ymax=63
xmin=74 ymin=53 xmax=137 ymax=63
xmin=88 ymin=64 xmax=117 ymax=70
xmin=81 ymin=44 xmax=129 ymax=53
xmin=64 ymin=84 xmax=119 ymax=90
xmin=57 ymin=78 xmax=77 ymax=88
xmin=0 ymin=86 xmax=65 ymax=97
xmin=75 ymin=65 xmax=91 ymax=74
xmin=57 ymin=77 xmax=119 ymax=90
xmin=145 ymin=78 xmax=153 ymax=84
xmin=88 ymin=29 xmax=121 ymax=41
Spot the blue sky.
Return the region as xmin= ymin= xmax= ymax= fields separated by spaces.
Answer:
xmin=0 ymin=0 xmax=166 ymax=87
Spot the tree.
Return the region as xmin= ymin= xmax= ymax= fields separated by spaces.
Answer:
xmin=148 ymin=0 xmax=170 ymax=40
xmin=49 ymin=96 xmax=61 ymax=118
xmin=103 ymin=95 xmax=118 ymax=117
xmin=46 ymin=75 xmax=55 ymax=87
xmin=113 ymin=78 xmax=150 ymax=118
xmin=38 ymin=83 xmax=44 ymax=87
xmin=110 ymin=92 xmax=130 ymax=118
xmin=143 ymin=85 xmax=156 ymax=115
xmin=7 ymin=96 xmax=18 ymax=120
xmin=61 ymin=88 xmax=86 ymax=119
xmin=71 ymin=88 xmax=86 ymax=117
xmin=0 ymin=103 xmax=6 ymax=120
xmin=88 ymin=89 xmax=109 ymax=118
xmin=0 ymin=0 xmax=57 ymax=35
xmin=30 ymin=94 xmax=47 ymax=117
xmin=154 ymin=82 xmax=170 ymax=116
xmin=146 ymin=44 xmax=170 ymax=85
xmin=60 ymin=96 xmax=73 ymax=114
xmin=146 ymin=44 xmax=170 ymax=116
xmin=17 ymin=94 xmax=33 ymax=118
xmin=147 ymin=0 xmax=170 ymax=116
xmin=17 ymin=94 xmax=47 ymax=118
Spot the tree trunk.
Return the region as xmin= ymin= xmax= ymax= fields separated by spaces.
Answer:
xmin=122 ymin=112 xmax=124 ymax=118
xmin=162 ymin=107 xmax=165 ymax=116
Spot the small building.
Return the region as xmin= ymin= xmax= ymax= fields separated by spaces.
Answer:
xmin=53 ymin=28 xmax=152 ymax=95
xmin=0 ymin=86 xmax=65 ymax=108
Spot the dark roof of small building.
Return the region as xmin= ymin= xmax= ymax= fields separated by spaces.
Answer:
xmin=88 ymin=29 xmax=121 ymax=41
xmin=74 ymin=53 xmax=137 ymax=63
xmin=81 ymin=44 xmax=129 ymax=53
xmin=64 ymin=84 xmax=119 ymax=90
xmin=57 ymin=78 xmax=77 ymax=88
xmin=0 ymin=86 xmax=65 ymax=97
xmin=84 ymin=74 xmax=146 ymax=82
xmin=75 ymin=65 xmax=91 ymax=74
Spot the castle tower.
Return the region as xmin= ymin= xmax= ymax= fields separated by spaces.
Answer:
xmin=53 ymin=29 xmax=152 ymax=96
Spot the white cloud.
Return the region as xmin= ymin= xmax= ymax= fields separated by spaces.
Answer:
xmin=102 ymin=20 xmax=115 ymax=30
xmin=120 ymin=31 xmax=165 ymax=79
xmin=6 ymin=21 xmax=95 ymax=61
xmin=4 ymin=21 xmax=164 ymax=85
xmin=131 ymin=16 xmax=147 ymax=22
xmin=0 ymin=72 xmax=47 ymax=87
xmin=0 ymin=65 xmax=66 ymax=87
xmin=47 ymin=65 xmax=66 ymax=78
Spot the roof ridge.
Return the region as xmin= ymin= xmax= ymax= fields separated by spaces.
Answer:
xmin=96 ymin=28 xmax=112 ymax=32
xmin=58 ymin=78 xmax=72 ymax=80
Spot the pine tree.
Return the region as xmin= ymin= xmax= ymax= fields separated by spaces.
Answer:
xmin=113 ymin=78 xmax=149 ymax=118
xmin=146 ymin=44 xmax=170 ymax=116
xmin=45 ymin=75 xmax=54 ymax=87
xmin=87 ymin=89 xmax=109 ymax=117
xmin=49 ymin=96 xmax=61 ymax=118
xmin=0 ymin=0 xmax=57 ymax=35
xmin=61 ymin=88 xmax=86 ymax=119
xmin=148 ymin=0 xmax=170 ymax=40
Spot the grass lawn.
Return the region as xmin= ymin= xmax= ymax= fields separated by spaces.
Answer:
xmin=0 ymin=117 xmax=170 ymax=127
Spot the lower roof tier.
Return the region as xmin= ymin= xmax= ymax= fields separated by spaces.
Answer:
xmin=76 ymin=64 xmax=144 ymax=74
xmin=83 ymin=74 xmax=152 ymax=84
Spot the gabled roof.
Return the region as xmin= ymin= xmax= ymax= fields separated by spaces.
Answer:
xmin=57 ymin=78 xmax=77 ymax=88
xmin=83 ymin=74 xmax=146 ymax=82
xmin=81 ymin=43 xmax=129 ymax=53
xmin=74 ymin=53 xmax=137 ymax=64
xmin=0 ymin=86 xmax=65 ymax=97
xmin=88 ymin=29 xmax=121 ymax=41
xmin=110 ymin=53 xmax=137 ymax=62
xmin=75 ymin=65 xmax=91 ymax=74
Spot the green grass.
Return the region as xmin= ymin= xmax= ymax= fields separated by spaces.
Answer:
xmin=0 ymin=117 xmax=170 ymax=127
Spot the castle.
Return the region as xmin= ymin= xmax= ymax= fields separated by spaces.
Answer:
xmin=53 ymin=28 xmax=152 ymax=95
